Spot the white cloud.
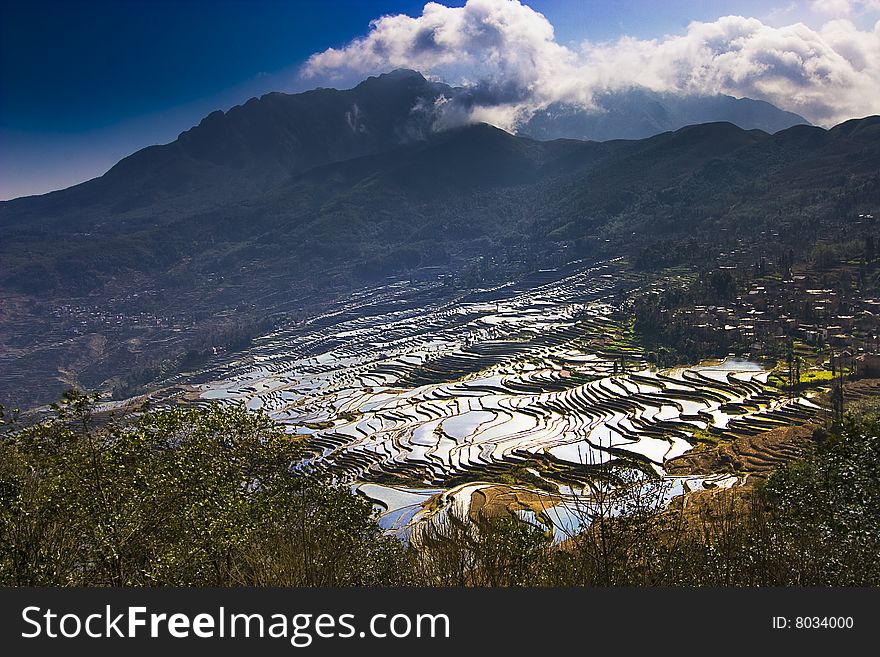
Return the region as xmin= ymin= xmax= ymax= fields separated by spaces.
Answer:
xmin=585 ymin=15 xmax=880 ymax=125
xmin=811 ymin=0 xmax=853 ymax=15
xmin=811 ymin=0 xmax=880 ymax=15
xmin=303 ymin=0 xmax=880 ymax=129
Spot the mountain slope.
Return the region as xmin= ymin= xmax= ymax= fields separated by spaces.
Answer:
xmin=2 ymin=116 xmax=878 ymax=297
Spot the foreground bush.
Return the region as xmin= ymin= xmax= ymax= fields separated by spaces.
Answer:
xmin=0 ymin=392 xmax=405 ymax=586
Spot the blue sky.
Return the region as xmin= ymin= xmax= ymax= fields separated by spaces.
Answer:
xmin=1 ymin=0 xmax=878 ymax=199
xmin=1 ymin=0 xmax=429 ymax=198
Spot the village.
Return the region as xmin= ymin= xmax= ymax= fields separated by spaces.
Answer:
xmin=638 ymin=215 xmax=880 ymax=384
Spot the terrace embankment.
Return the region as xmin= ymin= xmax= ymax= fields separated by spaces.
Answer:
xmin=467 ymin=485 xmax=560 ymax=522
xmin=665 ymin=422 xmax=822 ymax=477
xmin=817 ymin=377 xmax=880 ymax=404
xmin=666 ymin=377 xmax=880 ymax=479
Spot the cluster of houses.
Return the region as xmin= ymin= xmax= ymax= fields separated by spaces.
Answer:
xmin=661 ymin=255 xmax=880 ymax=370
xmin=51 ymin=291 xmax=176 ymax=336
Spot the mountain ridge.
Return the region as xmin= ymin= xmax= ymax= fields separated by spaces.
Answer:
xmin=1 ymin=69 xmax=811 ymax=211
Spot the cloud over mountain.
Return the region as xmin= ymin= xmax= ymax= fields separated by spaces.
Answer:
xmin=303 ymin=0 xmax=880 ymax=129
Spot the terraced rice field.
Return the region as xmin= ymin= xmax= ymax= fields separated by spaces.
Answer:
xmin=184 ymin=259 xmax=823 ymax=538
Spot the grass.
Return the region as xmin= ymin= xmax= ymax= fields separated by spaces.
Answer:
xmin=688 ymin=427 xmax=723 ymax=446
xmin=304 ymin=419 xmax=336 ymax=430
xmin=768 ymin=364 xmax=839 ymax=390
xmin=800 ymin=370 xmax=834 ymax=384
xmin=495 ymin=466 xmax=559 ymax=493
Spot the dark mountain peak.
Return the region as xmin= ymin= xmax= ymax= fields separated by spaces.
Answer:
xmin=195 ymin=108 xmax=226 ymax=128
xmin=358 ymin=68 xmax=428 ymax=85
xmin=677 ymin=121 xmax=768 ymax=152
xmin=671 ymin=121 xmax=762 ymax=139
xmin=829 ymin=115 xmax=880 ymax=139
xmin=326 ymin=121 xmax=545 ymax=196
xmin=616 ymin=120 xmax=769 ymax=173
xmin=770 ymin=122 xmax=828 ymax=149
xmin=438 ymin=121 xmax=514 ymax=142
xmin=166 ymin=68 xmax=445 ymax=172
